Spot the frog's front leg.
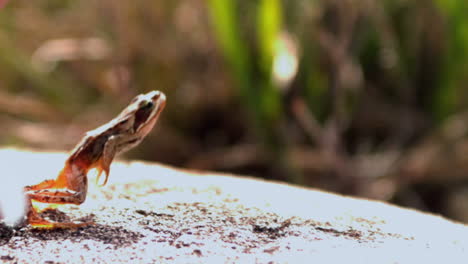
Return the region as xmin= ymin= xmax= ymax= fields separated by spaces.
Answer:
xmin=95 ymin=134 xmax=123 ymax=185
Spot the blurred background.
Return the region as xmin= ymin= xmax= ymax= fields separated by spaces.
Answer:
xmin=2 ymin=0 xmax=468 ymax=222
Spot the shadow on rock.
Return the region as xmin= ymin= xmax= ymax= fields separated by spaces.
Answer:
xmin=0 ymin=223 xmax=14 ymax=246
xmin=21 ymin=224 xmax=144 ymax=248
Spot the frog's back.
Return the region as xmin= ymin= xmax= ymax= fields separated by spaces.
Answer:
xmin=67 ymin=133 xmax=108 ymax=168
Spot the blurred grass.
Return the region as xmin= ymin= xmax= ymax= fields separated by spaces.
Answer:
xmin=433 ymin=0 xmax=468 ymax=121
xmin=207 ymin=0 xmax=283 ymax=136
xmin=2 ymin=0 xmax=468 ymax=221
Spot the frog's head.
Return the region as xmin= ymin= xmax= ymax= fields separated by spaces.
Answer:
xmin=129 ymin=90 xmax=166 ymax=134
xmin=116 ymin=90 xmax=166 ymax=136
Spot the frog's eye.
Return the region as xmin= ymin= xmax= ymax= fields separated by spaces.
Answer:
xmin=144 ymin=101 xmax=154 ymax=109
xmin=138 ymin=100 xmax=153 ymax=110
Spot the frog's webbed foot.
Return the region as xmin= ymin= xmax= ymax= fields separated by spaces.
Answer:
xmin=29 ymin=218 xmax=94 ymax=229
xmin=26 ymin=201 xmax=93 ymax=229
xmin=28 ymin=214 xmax=94 ymax=229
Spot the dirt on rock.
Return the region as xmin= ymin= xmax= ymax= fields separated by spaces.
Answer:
xmin=0 ymin=155 xmax=466 ymax=263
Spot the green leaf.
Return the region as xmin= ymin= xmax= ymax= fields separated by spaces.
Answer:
xmin=257 ymin=0 xmax=282 ymax=75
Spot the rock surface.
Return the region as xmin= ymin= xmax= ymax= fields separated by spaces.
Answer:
xmin=0 ymin=148 xmax=468 ymax=263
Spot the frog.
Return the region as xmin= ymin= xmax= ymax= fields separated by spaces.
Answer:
xmin=23 ymin=90 xmax=166 ymax=228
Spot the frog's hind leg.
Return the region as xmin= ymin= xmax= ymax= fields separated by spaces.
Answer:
xmin=24 ymin=166 xmax=72 ymax=192
xmin=27 ymin=189 xmax=87 ymax=205
xmin=24 ymin=179 xmax=56 ymax=191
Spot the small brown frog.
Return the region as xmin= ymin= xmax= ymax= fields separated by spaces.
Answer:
xmin=24 ymin=90 xmax=166 ymax=228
